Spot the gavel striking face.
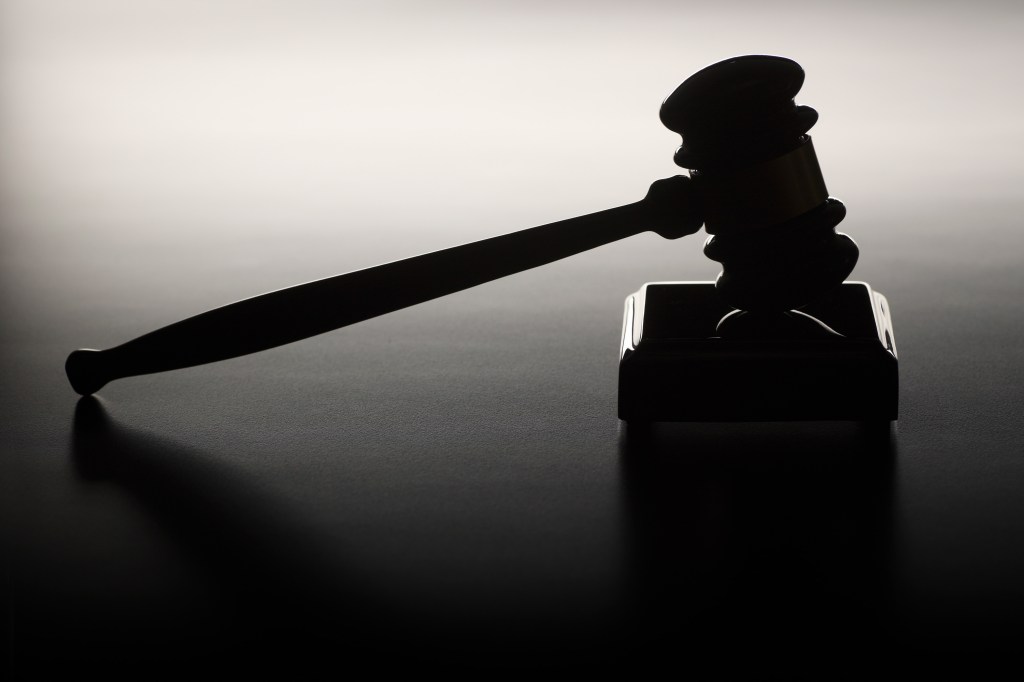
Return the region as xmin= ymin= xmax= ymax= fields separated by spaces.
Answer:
xmin=65 ymin=54 xmax=859 ymax=395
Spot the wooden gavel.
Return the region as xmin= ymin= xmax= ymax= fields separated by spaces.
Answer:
xmin=66 ymin=55 xmax=857 ymax=395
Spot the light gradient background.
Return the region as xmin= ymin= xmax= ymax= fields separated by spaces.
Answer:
xmin=3 ymin=0 xmax=1024 ymax=674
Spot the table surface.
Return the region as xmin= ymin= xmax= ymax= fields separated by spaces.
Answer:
xmin=3 ymin=1 xmax=1024 ymax=676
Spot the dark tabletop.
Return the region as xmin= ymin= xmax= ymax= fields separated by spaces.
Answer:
xmin=3 ymin=2 xmax=1024 ymax=677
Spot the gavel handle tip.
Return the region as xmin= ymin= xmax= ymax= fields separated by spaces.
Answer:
xmin=66 ymin=349 xmax=109 ymax=396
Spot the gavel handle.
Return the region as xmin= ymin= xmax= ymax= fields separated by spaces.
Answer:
xmin=66 ymin=176 xmax=701 ymax=395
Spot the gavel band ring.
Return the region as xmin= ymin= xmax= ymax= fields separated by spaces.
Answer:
xmin=695 ymin=136 xmax=829 ymax=234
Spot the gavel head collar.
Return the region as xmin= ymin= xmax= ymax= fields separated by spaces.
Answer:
xmin=661 ymin=55 xmax=859 ymax=312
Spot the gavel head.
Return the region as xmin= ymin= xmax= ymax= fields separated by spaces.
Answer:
xmin=661 ymin=55 xmax=858 ymax=312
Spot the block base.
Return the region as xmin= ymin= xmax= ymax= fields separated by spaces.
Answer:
xmin=618 ymin=282 xmax=898 ymax=422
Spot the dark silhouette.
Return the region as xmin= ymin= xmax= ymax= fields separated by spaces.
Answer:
xmin=619 ymin=281 xmax=897 ymax=421
xmin=620 ymin=56 xmax=897 ymax=421
xmin=64 ymin=56 xmax=897 ymax=423
xmin=64 ymin=177 xmax=702 ymax=395
xmin=662 ymin=55 xmax=858 ymax=312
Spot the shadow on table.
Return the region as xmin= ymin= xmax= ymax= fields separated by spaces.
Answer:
xmin=32 ymin=400 xmax=908 ymax=676
xmin=617 ymin=420 xmax=897 ymax=677
xmin=33 ymin=396 xmax=411 ymax=676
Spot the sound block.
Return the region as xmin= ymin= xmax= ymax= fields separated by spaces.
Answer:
xmin=618 ymin=282 xmax=897 ymax=422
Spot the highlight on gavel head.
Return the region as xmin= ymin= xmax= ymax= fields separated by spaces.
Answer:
xmin=661 ymin=55 xmax=859 ymax=312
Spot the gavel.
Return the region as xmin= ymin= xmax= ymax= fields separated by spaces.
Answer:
xmin=66 ymin=55 xmax=857 ymax=395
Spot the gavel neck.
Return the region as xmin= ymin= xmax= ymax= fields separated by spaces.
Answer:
xmin=695 ymin=135 xmax=829 ymax=236
xmin=637 ymin=174 xmax=704 ymax=240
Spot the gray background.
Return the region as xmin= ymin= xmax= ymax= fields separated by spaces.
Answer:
xmin=3 ymin=0 xmax=1023 ymax=675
